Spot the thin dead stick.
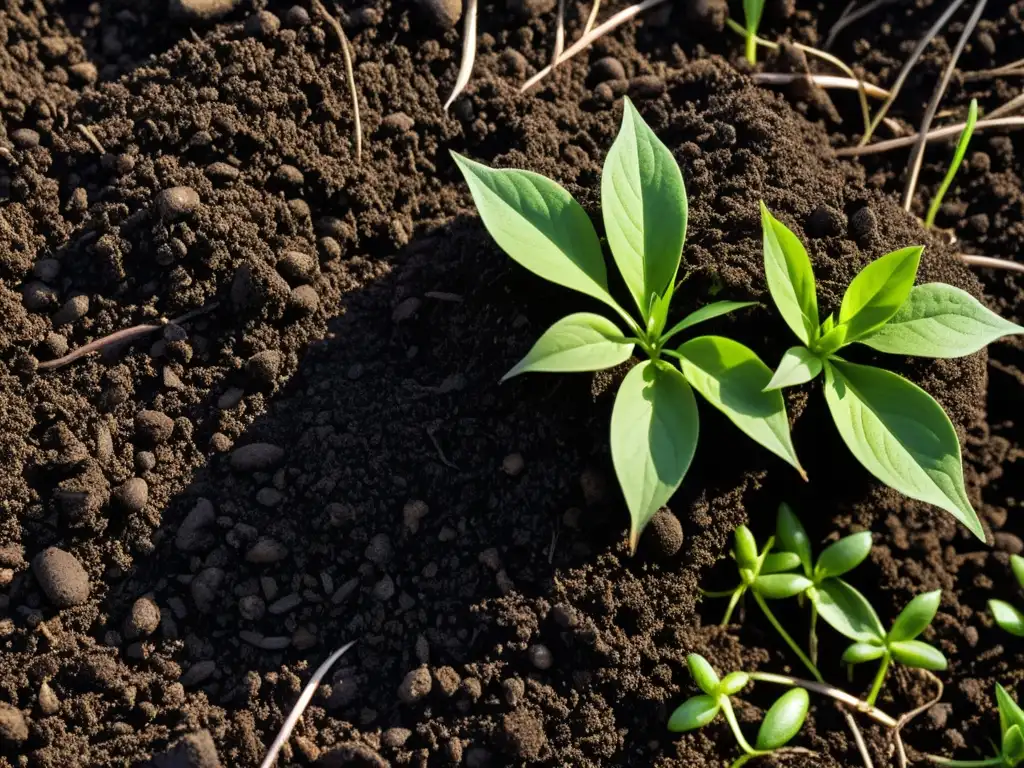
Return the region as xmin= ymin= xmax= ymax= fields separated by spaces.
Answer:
xmin=841 ymin=706 xmax=876 ymax=768
xmin=859 ymin=0 xmax=968 ymax=146
xmin=964 ymin=56 xmax=1024 ymax=80
xmin=986 ymin=92 xmax=1024 ymax=120
xmin=258 ymin=640 xmax=356 ymax=768
xmin=37 ymin=303 xmax=219 ymax=371
xmin=753 ymin=73 xmax=890 ymax=99
xmin=311 ymin=0 xmax=362 ymax=163
xmin=583 ymin=0 xmax=601 ymax=35
xmin=551 ymin=0 xmax=566 ymax=68
xmin=960 ymin=253 xmax=1024 ymax=273
xmin=894 ymin=671 xmax=944 ymax=768
xmin=825 ymin=0 xmax=899 ymax=50
xmin=444 ymin=0 xmax=478 ymax=110
xmin=520 ymin=0 xmax=668 ymax=92
xmin=836 ymin=116 xmax=1024 ymax=155
xmin=902 ymin=0 xmax=987 ymax=211
xmin=748 ymin=672 xmax=899 ymax=727
xmin=75 ymin=124 xmax=106 ymax=154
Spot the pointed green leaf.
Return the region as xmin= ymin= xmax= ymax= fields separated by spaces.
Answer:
xmin=1013 ymin=555 xmax=1024 ymax=590
xmin=602 ymin=97 xmax=687 ymax=316
xmin=842 ymin=642 xmax=887 ymax=664
xmin=677 ymin=335 xmax=805 ymax=479
xmin=502 ymin=313 xmax=634 ymax=381
xmin=755 ymin=688 xmax=809 ymax=750
xmin=761 ymin=551 xmax=802 ymax=575
xmin=888 ymin=590 xmax=942 ymax=642
xmin=1004 ymin=724 xmax=1024 ymax=766
xmin=761 ymin=202 xmax=819 ymax=345
xmin=734 ymin=525 xmax=759 ymax=570
xmin=859 ymin=283 xmax=1024 ymax=358
xmin=661 ymin=301 xmax=758 ymax=343
xmin=668 ymin=694 xmax=721 ymax=733
xmin=744 ymin=0 xmax=766 ymax=35
xmin=451 ymin=152 xmax=617 ymax=308
xmin=811 ymin=578 xmax=885 ymax=643
xmin=990 ymin=600 xmax=1024 ymax=637
xmin=889 ymin=640 xmax=947 ymax=671
xmin=815 ymin=323 xmax=849 ymax=356
xmin=823 ymin=359 xmax=983 ymax=540
xmin=720 ymin=671 xmax=750 ymax=696
xmin=838 ymin=246 xmax=923 ymax=343
xmin=997 ymin=684 xmax=1024 ymax=740
xmin=764 ymin=346 xmax=824 ymax=390
xmin=755 ymin=573 xmax=813 ymax=599
xmin=925 ymin=99 xmax=978 ymax=229
xmin=687 ymin=654 xmax=721 ymax=695
xmin=612 ymin=361 xmax=699 ymax=553
xmin=815 ymin=532 xmax=872 ymax=580
xmin=776 ymin=503 xmax=812 ymax=576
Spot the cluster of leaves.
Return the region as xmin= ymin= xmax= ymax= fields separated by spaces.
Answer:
xmin=931 ymin=684 xmax=1024 ymax=768
xmin=760 ymin=204 xmax=1022 ymax=541
xmin=669 ymin=654 xmax=809 ymax=764
xmin=989 ymin=555 xmax=1024 ymax=637
xmin=453 ymin=97 xmax=804 ymax=552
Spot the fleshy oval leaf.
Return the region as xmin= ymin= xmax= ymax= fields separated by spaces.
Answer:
xmin=687 ymin=654 xmax=721 ymax=696
xmin=811 ymin=578 xmax=885 ymax=643
xmin=755 ymin=688 xmax=809 ymax=750
xmin=838 ymin=246 xmax=923 ymax=343
xmin=720 ymin=671 xmax=750 ymax=696
xmin=888 ymin=590 xmax=942 ymax=643
xmin=842 ymin=642 xmax=887 ymax=665
xmin=776 ymin=503 xmax=812 ymax=576
xmin=815 ymin=532 xmax=872 ymax=580
xmin=734 ymin=525 xmax=759 ymax=570
xmin=888 ymin=640 xmax=947 ymax=671
xmin=754 ymin=573 xmax=813 ymax=600
xmin=1004 ymin=724 xmax=1024 ymax=766
xmin=1012 ymin=555 xmax=1024 ymax=590
xmin=668 ymin=694 xmax=721 ymax=733
xmin=997 ymin=684 xmax=1024 ymax=740
xmin=989 ymin=600 xmax=1024 ymax=637
xmin=502 ymin=313 xmax=634 ymax=381
xmin=761 ymin=551 xmax=803 ymax=575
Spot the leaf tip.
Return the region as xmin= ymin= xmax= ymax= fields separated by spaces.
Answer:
xmin=628 ymin=527 xmax=640 ymax=556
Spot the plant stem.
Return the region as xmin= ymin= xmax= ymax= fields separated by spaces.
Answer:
xmin=753 ymin=592 xmax=823 ymax=683
xmin=745 ymin=32 xmax=757 ymax=65
xmin=865 ymin=653 xmax=891 ymax=707
xmin=720 ymin=697 xmax=766 ymax=756
xmin=722 ymin=586 xmax=746 ymax=626
xmin=922 ymin=757 xmax=1004 ymax=767
xmin=809 ymin=601 xmax=819 ymax=665
xmin=748 ymin=672 xmax=899 ymax=727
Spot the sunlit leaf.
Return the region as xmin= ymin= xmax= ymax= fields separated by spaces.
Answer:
xmin=990 ymin=600 xmax=1024 ymax=638
xmin=687 ymin=654 xmax=721 ymax=696
xmin=811 ymin=578 xmax=884 ymax=643
xmin=755 ymin=688 xmax=809 ymax=750
xmin=502 ymin=313 xmax=634 ymax=381
xmin=841 ymin=642 xmax=886 ymax=664
xmin=815 ymin=532 xmax=872 ymax=580
xmin=754 ymin=573 xmax=813 ymax=600
xmin=888 ymin=640 xmax=947 ymax=671
xmin=761 ymin=552 xmax=802 ymax=575
xmin=668 ymin=694 xmax=721 ymax=733
xmin=761 ymin=202 xmax=819 ymax=345
xmin=888 ymin=590 xmax=941 ymax=643
xmin=838 ymin=246 xmax=923 ymax=343
xmin=764 ymin=345 xmax=824 ymax=391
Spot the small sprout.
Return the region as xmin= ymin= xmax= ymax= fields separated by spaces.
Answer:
xmin=988 ymin=554 xmax=1024 ymax=637
xmin=688 ymin=653 xmax=722 ymax=695
xmin=924 ymin=98 xmax=978 ymax=229
xmin=742 ymin=0 xmax=766 ymax=65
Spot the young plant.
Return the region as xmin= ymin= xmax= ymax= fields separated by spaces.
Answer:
xmin=925 ymin=98 xmax=978 ymax=230
xmin=453 ymin=100 xmax=805 ymax=552
xmin=988 ymin=554 xmax=1024 ymax=637
xmin=740 ymin=0 xmax=766 ymax=64
xmin=760 ymin=203 xmax=1024 ymax=541
xmin=668 ymin=653 xmax=810 ymax=766
xmin=926 ymin=683 xmax=1024 ymax=767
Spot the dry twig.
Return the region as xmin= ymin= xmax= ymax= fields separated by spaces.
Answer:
xmin=75 ymin=124 xmax=106 ymax=154
xmin=551 ymin=0 xmax=566 ymax=68
xmin=825 ymin=0 xmax=899 ymax=50
xmin=960 ymin=254 xmax=1024 ymax=273
xmin=583 ymin=0 xmax=601 ymax=35
xmin=753 ymin=72 xmax=890 ymax=99
xmin=312 ymin=0 xmax=362 ymax=163
xmin=835 ymin=116 xmax=1024 ymax=156
xmin=444 ymin=0 xmax=478 ymax=110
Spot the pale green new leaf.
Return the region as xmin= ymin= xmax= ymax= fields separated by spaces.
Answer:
xmin=612 ymin=361 xmax=699 ymax=553
xmin=838 ymin=246 xmax=923 ymax=342
xmin=687 ymin=654 xmax=721 ymax=695
xmin=811 ymin=578 xmax=884 ymax=643
xmin=842 ymin=642 xmax=887 ymax=664
xmin=755 ymin=688 xmax=809 ymax=750
xmin=764 ymin=346 xmax=824 ymax=391
xmin=990 ymin=600 xmax=1024 ymax=637
xmin=997 ymin=684 xmax=1024 ymax=739
xmin=661 ymin=301 xmax=758 ymax=343
xmin=1014 ymin=555 xmax=1024 ymax=589
xmin=859 ymin=283 xmax=1024 ymax=358
xmin=761 ymin=203 xmax=819 ymax=345
xmin=888 ymin=590 xmax=941 ymax=642
xmin=888 ymin=640 xmax=947 ymax=671
xmin=502 ymin=313 xmax=634 ymax=381
xmin=668 ymin=695 xmax=720 ymax=733
xmin=602 ymin=97 xmax=687 ymax=317
xmin=452 ymin=152 xmax=617 ymax=308
xmin=677 ymin=335 xmax=805 ymax=478
xmin=823 ymin=359 xmax=983 ymax=540
xmin=776 ymin=503 xmax=812 ymax=576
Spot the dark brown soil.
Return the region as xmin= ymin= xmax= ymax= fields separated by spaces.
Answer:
xmin=0 ymin=2 xmax=1021 ymax=767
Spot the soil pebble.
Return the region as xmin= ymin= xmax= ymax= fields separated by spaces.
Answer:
xmin=176 ymin=499 xmax=217 ymax=552
xmin=806 ymin=204 xmax=845 ymax=238
xmin=277 ymin=251 xmax=318 ymax=285
xmin=686 ymin=0 xmax=728 ymax=29
xmin=191 ymin=568 xmax=225 ymax=613
xmin=32 ymin=547 xmax=90 ymax=607
xmin=113 ymin=477 xmax=149 ymax=512
xmin=52 ymin=295 xmax=89 ymax=326
xmin=246 ymin=350 xmax=283 ymax=386
xmin=415 ymin=0 xmax=462 ymax=29
xmin=848 ymin=206 xmax=877 ymax=242
xmin=644 ymin=508 xmax=684 ymax=558
xmin=37 ymin=682 xmax=59 ymax=716
xmin=127 ymin=597 xmax=161 ymax=638
xmin=156 ymin=187 xmax=201 ymax=220
xmin=590 ymin=57 xmax=626 ymax=83
xmin=290 ymin=284 xmax=320 ymax=314
xmin=508 ymin=0 xmax=556 ymax=16
xmin=12 ymin=128 xmax=41 ymax=149
xmin=136 ymin=410 xmax=175 ymax=444
xmin=230 ymin=443 xmax=285 ymax=472
xmin=245 ymin=538 xmax=289 ymax=563
xmin=502 ymin=709 xmax=547 ymax=761
xmin=527 ymin=644 xmax=553 ymax=670
xmin=169 ymin=0 xmax=239 ymax=21
xmin=284 ymin=5 xmax=310 ymax=27
xmin=0 ymin=703 xmax=28 ymax=743
xmin=145 ymin=729 xmax=221 ymax=768
xmin=398 ymin=667 xmax=432 ymax=704
xmin=22 ymin=281 xmax=58 ymax=311
xmin=316 ymin=742 xmax=387 ymax=768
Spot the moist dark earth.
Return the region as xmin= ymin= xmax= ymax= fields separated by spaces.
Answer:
xmin=0 ymin=1 xmax=1021 ymax=766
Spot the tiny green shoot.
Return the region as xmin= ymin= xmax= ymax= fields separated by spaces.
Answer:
xmin=742 ymin=0 xmax=766 ymax=65
xmin=925 ymin=683 xmax=1024 ymax=767
xmin=989 ymin=554 xmax=1024 ymax=637
xmin=925 ymin=98 xmax=979 ymax=229
xmin=760 ymin=203 xmax=1024 ymax=540
xmin=453 ymin=100 xmax=806 ymax=553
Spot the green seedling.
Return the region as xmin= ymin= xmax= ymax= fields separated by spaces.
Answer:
xmin=668 ymin=654 xmax=810 ymax=767
xmin=742 ymin=0 xmax=766 ymax=64
xmin=988 ymin=555 xmax=1024 ymax=637
xmin=926 ymin=684 xmax=1024 ymax=767
xmin=453 ymin=100 xmax=806 ymax=553
xmin=925 ymin=98 xmax=978 ymax=229
xmin=760 ymin=203 xmax=1024 ymax=541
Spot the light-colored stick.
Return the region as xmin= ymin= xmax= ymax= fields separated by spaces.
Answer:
xmin=836 ymin=116 xmax=1024 ymax=156
xmin=753 ymin=72 xmax=890 ymax=99
xmin=444 ymin=0 xmax=479 ymax=111
xmin=960 ymin=254 xmax=1024 ymax=273
xmin=583 ymin=0 xmax=601 ymax=35
xmin=986 ymin=92 xmax=1024 ymax=120
xmin=312 ymin=0 xmax=362 ymax=163
xmin=825 ymin=0 xmax=898 ymax=50
xmin=551 ymin=0 xmax=566 ymax=68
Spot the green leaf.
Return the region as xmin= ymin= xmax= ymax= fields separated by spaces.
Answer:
xmin=761 ymin=551 xmax=802 ymax=575
xmin=997 ymin=684 xmax=1024 ymax=741
xmin=990 ymin=600 xmax=1024 ymax=637
xmin=841 ymin=642 xmax=887 ymax=664
xmin=451 ymin=152 xmax=618 ymax=308
xmin=661 ymin=301 xmax=758 ymax=343
xmin=734 ymin=525 xmax=759 ymax=570
xmin=815 ymin=324 xmax=850 ymax=357
xmin=602 ymin=96 xmax=687 ymax=316
xmin=859 ymin=283 xmax=1024 ymax=359
xmin=776 ymin=503 xmax=812 ymax=576
xmin=823 ymin=359 xmax=983 ymax=540
xmin=754 ymin=573 xmax=813 ymax=600
xmin=743 ymin=0 xmax=765 ymax=33
xmin=811 ymin=578 xmax=885 ymax=643
xmin=888 ymin=640 xmax=947 ymax=671
xmin=888 ymin=590 xmax=942 ymax=642
xmin=761 ymin=202 xmax=819 ymax=345
xmin=755 ymin=688 xmax=809 ymax=750
xmin=720 ymin=671 xmax=750 ymax=696
xmin=677 ymin=335 xmax=805 ymax=479
xmin=925 ymin=98 xmax=978 ymax=229
xmin=687 ymin=654 xmax=721 ymax=696
xmin=838 ymin=246 xmax=923 ymax=343
xmin=1013 ymin=555 xmax=1024 ymax=590
xmin=764 ymin=346 xmax=824 ymax=391
xmin=668 ymin=694 xmax=721 ymax=733
xmin=815 ymin=532 xmax=872 ymax=580
xmin=502 ymin=313 xmax=634 ymax=381
xmin=1004 ymin=725 xmax=1024 ymax=767
xmin=612 ymin=361 xmax=699 ymax=553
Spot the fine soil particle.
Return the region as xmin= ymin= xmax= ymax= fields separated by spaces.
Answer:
xmin=0 ymin=2 xmax=1020 ymax=767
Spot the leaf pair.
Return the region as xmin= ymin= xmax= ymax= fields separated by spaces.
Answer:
xmin=835 ymin=589 xmax=947 ymax=672
xmin=989 ymin=554 xmax=1024 ymax=637
xmin=998 ymin=685 xmax=1024 ymax=767
xmin=761 ymin=204 xmax=1023 ymax=540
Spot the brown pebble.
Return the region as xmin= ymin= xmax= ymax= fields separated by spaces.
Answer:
xmin=290 ymin=284 xmax=319 ymax=314
xmin=32 ymin=547 xmax=90 ymax=607
xmin=502 ymin=709 xmax=547 ymax=761
xmin=275 ymin=164 xmax=304 ymax=186
xmin=414 ymin=0 xmax=462 ymax=29
xmin=528 ymin=643 xmax=553 ymax=670
xmin=246 ymin=350 xmax=283 ymax=386
xmin=277 ymin=251 xmax=318 ymax=285
xmin=69 ymin=61 xmax=98 ymax=84
xmin=206 ymin=161 xmax=239 ymax=181
xmin=12 ymin=128 xmax=41 ymax=149
xmin=645 ymin=508 xmax=684 ymax=558
xmin=113 ymin=477 xmax=149 ymax=512
xmin=502 ymin=453 xmax=525 ymax=477
xmin=382 ymin=112 xmax=415 ymax=133
xmin=51 ymin=295 xmax=89 ymax=326
xmin=135 ymin=409 xmax=175 ymax=444
xmin=0 ymin=703 xmax=28 ymax=743
xmin=230 ymin=443 xmax=285 ymax=472
xmin=994 ymin=532 xmax=1023 ymax=555
xmin=398 ymin=667 xmax=432 ymax=704
xmin=127 ymin=597 xmax=161 ymax=637
xmin=38 ymin=682 xmax=59 ymax=716
xmin=509 ymin=0 xmax=556 ymax=15
xmin=591 ymin=56 xmax=626 ymax=83
xmin=156 ymin=186 xmax=201 ymax=220
xmin=246 ymin=9 xmax=281 ymax=36
xmin=22 ymin=281 xmax=58 ymax=311
xmin=170 ymin=0 xmax=240 ymax=19
xmin=628 ymin=75 xmax=665 ymax=98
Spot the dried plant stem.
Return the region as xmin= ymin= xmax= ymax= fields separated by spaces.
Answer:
xmin=959 ymin=254 xmax=1024 ymax=273
xmin=835 ymin=116 xmax=1024 ymax=156
xmin=311 ymin=0 xmax=362 ymax=163
xmin=825 ymin=0 xmax=899 ymax=50
xmin=551 ymin=0 xmax=566 ymax=68
xmin=520 ymin=0 xmax=668 ymax=92
xmin=753 ymin=73 xmax=890 ymax=99
xmin=583 ymin=0 xmax=601 ymax=35
xmin=748 ymin=672 xmax=899 ymax=727
xmin=75 ymin=124 xmax=106 ymax=154
xmin=258 ymin=640 xmax=356 ymax=768
xmin=859 ymin=0 xmax=968 ymax=146
xmin=444 ymin=0 xmax=478 ymax=110
xmin=902 ymin=0 xmax=987 ymax=211
xmin=841 ymin=706 xmax=876 ymax=768
xmin=893 ymin=671 xmax=944 ymax=768
xmin=986 ymin=92 xmax=1024 ymax=120
xmin=964 ymin=56 xmax=1024 ymax=80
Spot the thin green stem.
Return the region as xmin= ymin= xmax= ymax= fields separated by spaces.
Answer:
xmin=923 ymin=757 xmax=1004 ymax=767
xmin=720 ymin=697 xmax=768 ymax=756
xmin=808 ymin=601 xmax=819 ymax=665
xmin=753 ymin=592 xmax=823 ymax=683
xmin=722 ymin=586 xmax=746 ymax=626
xmin=865 ymin=653 xmax=891 ymax=707
xmin=745 ymin=32 xmax=757 ymax=65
